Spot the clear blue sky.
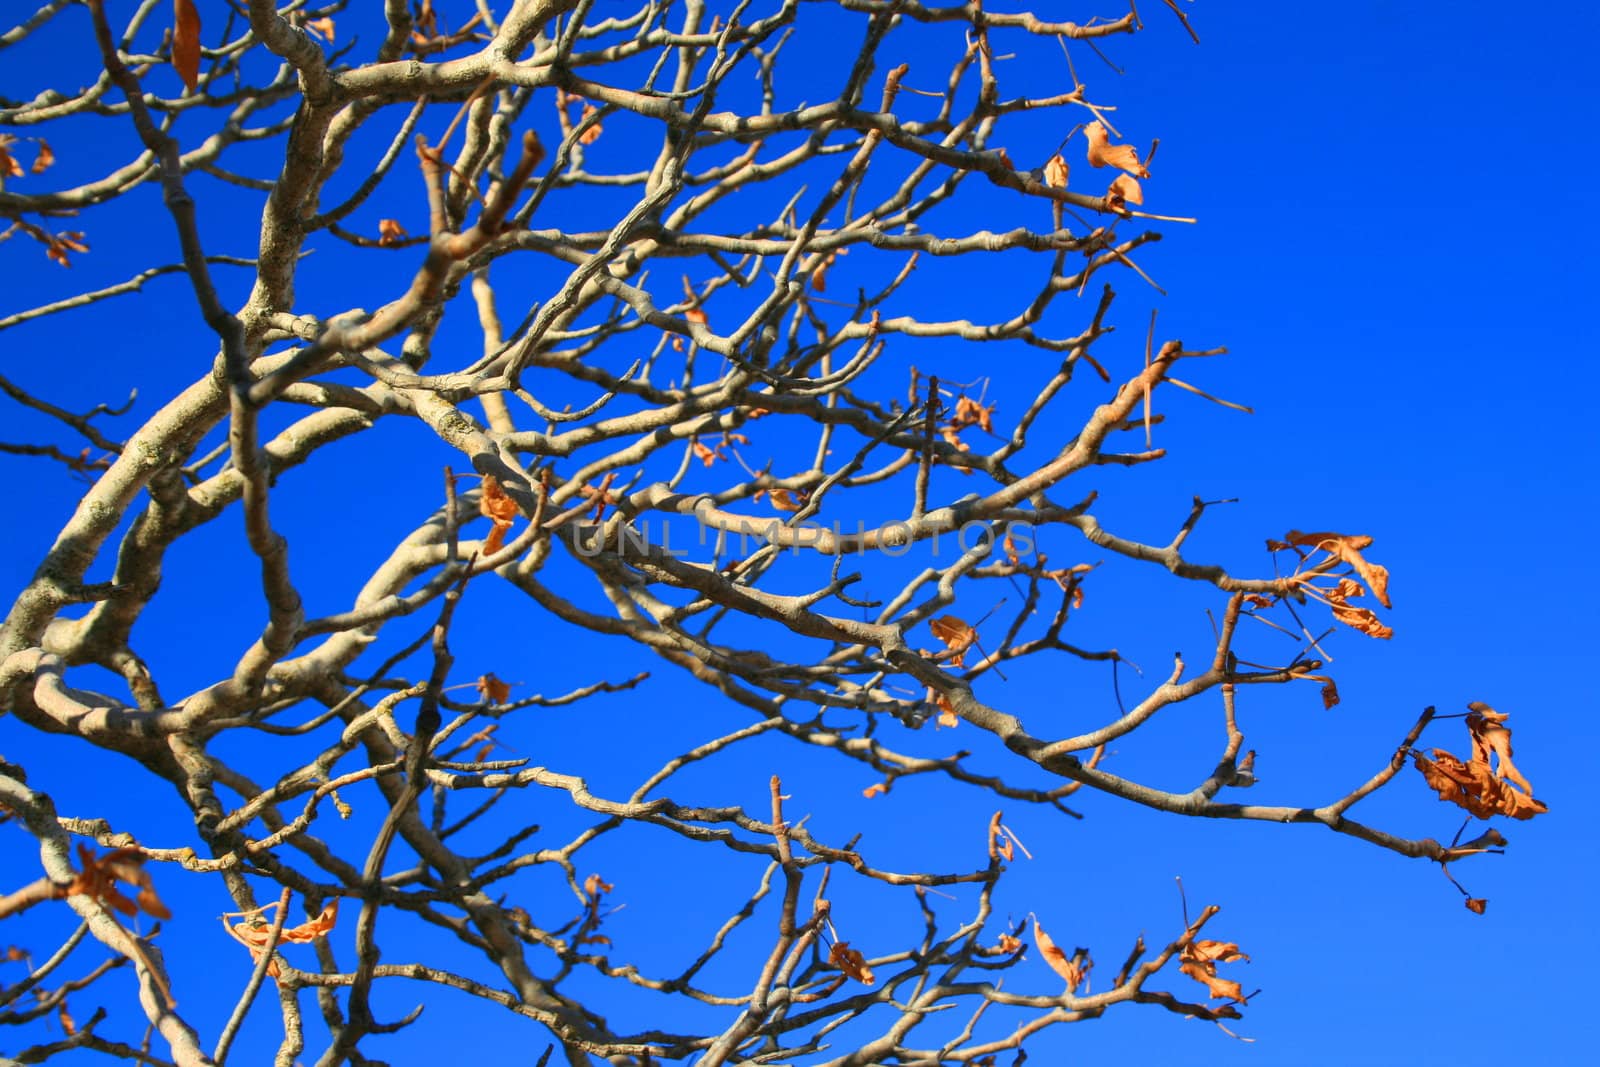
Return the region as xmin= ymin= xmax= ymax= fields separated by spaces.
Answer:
xmin=2 ymin=2 xmax=1596 ymax=1064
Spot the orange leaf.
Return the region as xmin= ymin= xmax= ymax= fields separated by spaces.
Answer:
xmin=1106 ymin=173 xmax=1143 ymax=209
xmin=377 ymin=218 xmax=408 ymax=246
xmin=1178 ymin=936 xmax=1249 ymax=1002
xmin=829 ymin=941 xmax=876 ymax=985
xmin=1033 ymin=919 xmax=1090 ymax=992
xmin=685 ymin=307 xmax=708 ymax=326
xmin=811 ymin=248 xmax=847 ymax=292
xmin=305 ymin=16 xmax=335 ymax=42
xmin=1043 ymin=153 xmax=1069 ymax=187
xmin=862 ymin=781 xmax=889 ymax=799
xmin=578 ymin=104 xmax=603 ymax=145
xmin=1285 ymin=530 xmax=1391 ymax=608
xmin=997 ymin=932 xmax=1022 ymax=954
xmin=31 ymin=140 xmax=54 ymax=175
xmin=476 ymin=673 xmax=511 ymax=704
xmin=173 ymin=0 xmax=203 ymax=94
xmin=479 ymin=475 xmax=519 ymax=553
xmin=1412 ymin=704 xmax=1547 ymax=821
xmin=583 ymin=874 xmax=613 ymax=900
xmin=769 ymin=488 xmax=803 ymax=512
xmin=1465 ymin=898 xmax=1488 ymax=915
xmin=929 ymin=615 xmax=977 ymax=667
xmin=0 ymin=135 xmax=22 ymax=178
xmin=1320 ymin=679 xmax=1340 ymax=710
xmin=1084 ymin=122 xmax=1148 ymax=178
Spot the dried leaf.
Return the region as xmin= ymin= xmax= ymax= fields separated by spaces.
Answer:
xmin=3 ymin=945 xmax=26 ymax=962
xmin=1465 ymin=897 xmax=1488 ymax=915
xmin=377 ymin=218 xmax=407 ymax=246
xmin=829 ymin=941 xmax=876 ymax=985
xmin=1033 ymin=919 xmax=1090 ymax=992
xmin=1043 ymin=153 xmax=1069 ymax=188
xmin=951 ymin=396 xmax=995 ymax=433
xmin=65 ymin=845 xmax=169 ymax=920
xmin=1178 ymin=936 xmax=1249 ymax=1002
xmin=578 ymin=104 xmax=603 ymax=145
xmin=173 ymin=0 xmax=203 ymax=94
xmin=769 ymin=488 xmax=803 ymax=512
xmin=45 ymin=232 xmax=89 ymax=269
xmin=930 ymin=616 xmax=977 ymax=667
xmin=997 ymin=932 xmax=1022 ymax=953
xmin=685 ymin=306 xmax=709 ymax=326
xmin=1320 ymin=679 xmax=1340 ymax=710
xmin=305 ymin=16 xmax=335 ymax=41
xmin=1106 ymin=173 xmax=1143 ymax=209
xmin=1412 ymin=704 xmax=1547 ymax=820
xmin=1284 ymin=530 xmax=1390 ymax=608
xmin=0 ymin=135 xmax=22 ymax=178
xmin=1329 ymin=601 xmax=1393 ymax=640
xmin=986 ymin=811 xmax=1012 ymax=862
xmin=932 ymin=691 xmax=958 ymax=729
xmin=1467 ymin=702 xmax=1535 ymax=795
xmin=280 ymin=900 xmax=338 ymax=944
xmin=811 ymin=248 xmax=847 ymax=292
xmin=479 ymin=476 xmax=519 ymax=553
xmin=476 ymin=673 xmax=511 ymax=704
xmin=1084 ymin=122 xmax=1148 ymax=178
xmin=31 ymin=140 xmax=54 ymax=175
xmin=57 ymin=1000 xmax=76 ymax=1036
xmin=862 ymin=781 xmax=889 ymax=799
xmin=583 ymin=874 xmax=613 ymax=900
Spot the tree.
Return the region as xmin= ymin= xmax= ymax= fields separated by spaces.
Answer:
xmin=0 ymin=2 xmax=1555 ymax=1065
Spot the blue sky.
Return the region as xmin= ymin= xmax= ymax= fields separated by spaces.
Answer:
xmin=2 ymin=2 xmax=1597 ymax=1064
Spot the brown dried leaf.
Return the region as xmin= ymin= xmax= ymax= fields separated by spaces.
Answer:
xmin=1412 ymin=704 xmax=1548 ymax=821
xmin=1467 ymin=702 xmax=1536 ymax=796
xmin=173 ymin=0 xmax=203 ymax=94
xmin=1465 ymin=897 xmax=1488 ymax=915
xmin=997 ymin=932 xmax=1022 ymax=954
xmin=1043 ymin=152 xmax=1069 ymax=187
xmin=279 ymin=900 xmax=339 ymax=944
xmin=31 ymin=140 xmax=54 ymax=175
xmin=1330 ymin=601 xmax=1393 ymax=640
xmin=932 ymin=691 xmax=959 ymax=729
xmin=3 ymin=946 xmax=26 ymax=962
xmin=377 ymin=218 xmax=407 ymax=245
xmin=986 ymin=811 xmax=1012 ymax=862
xmin=578 ymin=104 xmax=603 ymax=145
xmin=769 ymin=488 xmax=803 ymax=512
xmin=1033 ymin=919 xmax=1090 ymax=992
xmin=1285 ymin=530 xmax=1391 ymax=608
xmin=1106 ymin=173 xmax=1143 ymax=209
xmin=1084 ymin=122 xmax=1149 ymax=178
xmin=583 ymin=874 xmax=614 ymax=900
xmin=811 ymin=248 xmax=847 ymax=292
xmin=479 ymin=475 xmax=519 ymax=553
xmin=929 ymin=616 xmax=977 ymax=667
xmin=1320 ymin=679 xmax=1340 ymax=710
xmin=829 ymin=941 xmax=876 ymax=985
xmin=57 ymin=1001 xmax=76 ymax=1036
xmin=951 ymin=396 xmax=995 ymax=433
xmin=862 ymin=781 xmax=889 ymax=799
xmin=305 ymin=16 xmax=335 ymax=41
xmin=476 ymin=673 xmax=512 ymax=704
xmin=685 ymin=306 xmax=709 ymax=326
xmin=1178 ymin=937 xmax=1249 ymax=1002
xmin=0 ymin=135 xmax=22 ymax=178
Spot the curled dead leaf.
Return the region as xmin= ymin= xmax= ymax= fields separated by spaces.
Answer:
xmin=1043 ymin=153 xmax=1069 ymax=187
xmin=1412 ymin=703 xmax=1547 ymax=820
xmin=1465 ymin=898 xmax=1488 ymax=915
xmin=1084 ymin=122 xmax=1149 ymax=178
xmin=862 ymin=781 xmax=889 ymax=799
xmin=929 ymin=616 xmax=977 ymax=667
xmin=1033 ymin=919 xmax=1091 ymax=993
xmin=1107 ymin=173 xmax=1143 ymax=209
xmin=476 ymin=673 xmax=512 ymax=704
xmin=377 ymin=218 xmax=408 ymax=246
xmin=829 ymin=941 xmax=876 ymax=985
xmin=479 ymin=476 xmax=519 ymax=553
xmin=1178 ymin=937 xmax=1249 ymax=1002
